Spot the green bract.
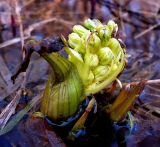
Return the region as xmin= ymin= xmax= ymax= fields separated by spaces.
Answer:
xmin=41 ymin=53 xmax=84 ymax=121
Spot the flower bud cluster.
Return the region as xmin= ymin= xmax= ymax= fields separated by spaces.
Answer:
xmin=64 ymin=19 xmax=125 ymax=95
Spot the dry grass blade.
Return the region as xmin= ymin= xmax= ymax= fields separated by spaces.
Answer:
xmin=0 ymin=55 xmax=12 ymax=85
xmin=134 ymin=22 xmax=160 ymax=39
xmin=133 ymin=103 xmax=160 ymax=120
xmin=24 ymin=17 xmax=74 ymax=36
xmin=0 ymin=0 xmax=30 ymax=131
xmin=72 ymin=98 xmax=95 ymax=131
xmin=0 ymin=36 xmax=30 ymax=49
xmin=21 ymin=0 xmax=35 ymax=9
xmin=14 ymin=0 xmax=25 ymax=58
xmin=13 ymin=0 xmax=27 ymax=90
xmin=0 ymin=75 xmax=23 ymax=101
xmin=146 ymin=79 xmax=160 ymax=85
xmin=146 ymin=84 xmax=160 ymax=93
xmin=107 ymin=81 xmax=146 ymax=122
xmin=123 ymin=79 xmax=160 ymax=86
xmin=0 ymin=18 xmax=74 ymax=49
xmin=0 ymin=93 xmax=42 ymax=136
xmin=143 ymin=104 xmax=160 ymax=116
xmin=0 ymin=90 xmax=21 ymax=130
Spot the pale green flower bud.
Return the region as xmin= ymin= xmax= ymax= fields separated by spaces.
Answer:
xmin=87 ymin=70 xmax=95 ymax=84
xmin=68 ymin=33 xmax=86 ymax=54
xmin=84 ymin=19 xmax=96 ymax=31
xmin=93 ymin=65 xmax=109 ymax=81
xmin=84 ymin=53 xmax=99 ymax=67
xmin=73 ymin=25 xmax=90 ymax=37
xmin=98 ymin=27 xmax=111 ymax=46
xmin=98 ymin=20 xmax=117 ymax=46
xmin=107 ymin=20 xmax=118 ymax=34
xmin=107 ymin=38 xmax=121 ymax=56
xmin=98 ymin=27 xmax=107 ymax=39
xmin=87 ymin=33 xmax=101 ymax=53
xmin=68 ymin=33 xmax=81 ymax=48
xmin=65 ymin=47 xmax=84 ymax=74
xmin=84 ymin=19 xmax=104 ymax=31
xmin=74 ymin=45 xmax=86 ymax=54
xmin=98 ymin=47 xmax=114 ymax=65
xmin=112 ymin=64 xmax=118 ymax=71
xmin=93 ymin=19 xmax=103 ymax=28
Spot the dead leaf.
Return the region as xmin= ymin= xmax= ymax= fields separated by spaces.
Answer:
xmin=107 ymin=81 xmax=146 ymax=122
xmin=0 ymin=117 xmax=66 ymax=147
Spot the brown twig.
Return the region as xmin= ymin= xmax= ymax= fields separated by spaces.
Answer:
xmin=123 ymin=79 xmax=160 ymax=86
xmin=14 ymin=0 xmax=25 ymax=59
xmin=24 ymin=17 xmax=74 ymax=36
xmin=0 ymin=18 xmax=74 ymax=49
xmin=97 ymin=0 xmax=157 ymax=27
xmin=0 ymin=76 xmax=23 ymax=101
xmin=134 ymin=22 xmax=160 ymax=39
xmin=146 ymin=84 xmax=160 ymax=92
xmin=21 ymin=0 xmax=35 ymax=9
xmin=146 ymin=79 xmax=160 ymax=85
xmin=0 ymin=36 xmax=30 ymax=49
